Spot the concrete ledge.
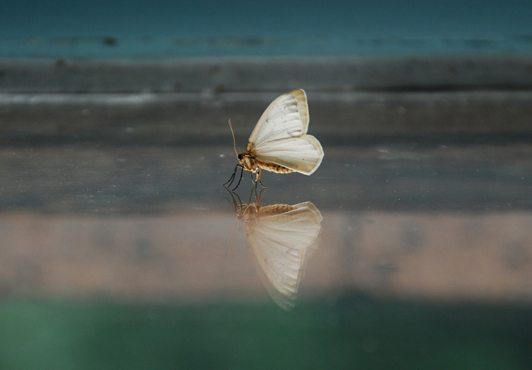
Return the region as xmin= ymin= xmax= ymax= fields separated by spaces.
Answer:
xmin=1 ymin=55 xmax=532 ymax=93
xmin=1 ymin=91 xmax=532 ymax=146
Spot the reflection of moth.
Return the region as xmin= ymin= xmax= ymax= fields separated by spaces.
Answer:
xmin=236 ymin=197 xmax=323 ymax=310
xmin=224 ymin=89 xmax=324 ymax=189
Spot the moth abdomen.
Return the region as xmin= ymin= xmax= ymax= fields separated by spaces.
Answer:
xmin=258 ymin=161 xmax=294 ymax=174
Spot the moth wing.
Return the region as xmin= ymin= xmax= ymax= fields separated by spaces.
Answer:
xmin=245 ymin=202 xmax=323 ymax=310
xmin=254 ymin=135 xmax=324 ymax=175
xmin=249 ymin=89 xmax=310 ymax=147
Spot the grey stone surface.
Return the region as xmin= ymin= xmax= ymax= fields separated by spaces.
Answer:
xmin=1 ymin=55 xmax=532 ymax=93
xmin=1 ymin=91 xmax=532 ymax=145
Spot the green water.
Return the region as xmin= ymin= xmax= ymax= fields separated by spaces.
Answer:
xmin=0 ymin=296 xmax=529 ymax=370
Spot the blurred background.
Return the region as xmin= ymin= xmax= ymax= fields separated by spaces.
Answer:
xmin=1 ymin=0 xmax=532 ymax=369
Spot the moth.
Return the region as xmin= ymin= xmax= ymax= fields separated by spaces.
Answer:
xmin=224 ymin=89 xmax=324 ymax=189
xmin=231 ymin=191 xmax=323 ymax=310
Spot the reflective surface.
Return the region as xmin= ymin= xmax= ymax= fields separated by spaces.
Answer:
xmin=1 ymin=97 xmax=532 ymax=368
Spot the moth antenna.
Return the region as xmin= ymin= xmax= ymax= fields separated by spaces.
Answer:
xmin=228 ymin=118 xmax=239 ymax=157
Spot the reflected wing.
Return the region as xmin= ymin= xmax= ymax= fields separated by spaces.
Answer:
xmin=249 ymin=89 xmax=324 ymax=175
xmin=249 ymin=89 xmax=309 ymax=146
xmin=245 ymin=202 xmax=323 ymax=310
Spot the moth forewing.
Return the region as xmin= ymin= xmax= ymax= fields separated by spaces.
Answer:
xmin=249 ymin=89 xmax=310 ymax=145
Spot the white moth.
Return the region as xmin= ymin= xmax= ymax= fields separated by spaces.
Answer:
xmin=237 ymin=199 xmax=323 ymax=310
xmin=225 ymin=89 xmax=324 ymax=189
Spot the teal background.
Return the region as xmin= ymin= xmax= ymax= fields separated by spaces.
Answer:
xmin=1 ymin=296 xmax=530 ymax=369
xmin=1 ymin=0 xmax=532 ymax=57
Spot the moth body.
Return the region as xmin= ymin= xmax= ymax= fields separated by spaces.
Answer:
xmin=238 ymin=151 xmax=295 ymax=175
xmin=257 ymin=160 xmax=295 ymax=174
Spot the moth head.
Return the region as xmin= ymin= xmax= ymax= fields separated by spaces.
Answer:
xmin=237 ymin=153 xmax=243 ymax=162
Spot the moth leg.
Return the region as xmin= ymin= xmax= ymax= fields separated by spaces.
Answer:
xmin=223 ymin=164 xmax=240 ymax=188
xmin=251 ymin=175 xmax=259 ymax=194
xmin=251 ymin=168 xmax=259 ymax=184
xmin=231 ymin=166 xmax=245 ymax=191
xmin=249 ymin=170 xmax=257 ymax=187
xmin=257 ymin=168 xmax=267 ymax=188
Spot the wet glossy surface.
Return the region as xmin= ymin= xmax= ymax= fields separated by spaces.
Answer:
xmin=1 ymin=95 xmax=532 ymax=368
